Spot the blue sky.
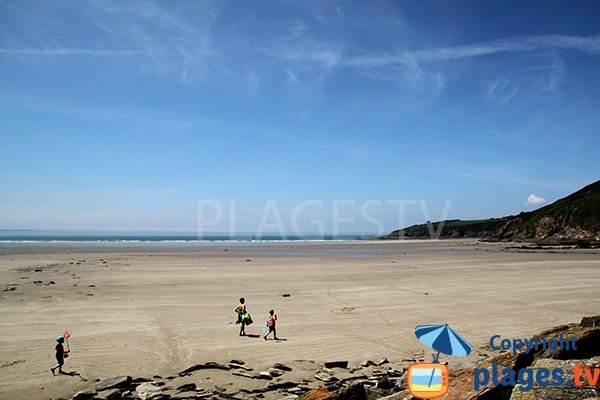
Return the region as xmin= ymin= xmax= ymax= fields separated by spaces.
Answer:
xmin=1 ymin=1 xmax=599 ymax=234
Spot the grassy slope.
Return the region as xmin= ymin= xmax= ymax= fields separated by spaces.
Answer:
xmin=516 ymin=180 xmax=600 ymax=232
xmin=385 ymin=179 xmax=600 ymax=240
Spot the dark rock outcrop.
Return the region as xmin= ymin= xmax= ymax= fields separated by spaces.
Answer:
xmin=95 ymin=376 xmax=132 ymax=392
xmin=274 ymin=362 xmax=293 ymax=371
xmin=300 ymin=383 xmax=367 ymax=400
xmin=64 ymin=315 xmax=600 ymax=400
xmin=72 ymin=390 xmax=97 ymax=400
xmin=178 ymin=361 xmax=230 ymax=376
xmin=324 ymin=361 xmax=349 ymax=369
xmin=452 ymin=315 xmax=600 ymax=400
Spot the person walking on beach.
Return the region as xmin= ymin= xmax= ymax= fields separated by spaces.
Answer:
xmin=235 ymin=297 xmax=248 ymax=336
xmin=51 ymin=336 xmax=69 ymax=375
xmin=264 ymin=309 xmax=278 ymax=340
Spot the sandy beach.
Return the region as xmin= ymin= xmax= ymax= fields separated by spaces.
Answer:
xmin=1 ymin=239 xmax=599 ymax=399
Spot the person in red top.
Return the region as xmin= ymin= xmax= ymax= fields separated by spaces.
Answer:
xmin=264 ymin=309 xmax=278 ymax=340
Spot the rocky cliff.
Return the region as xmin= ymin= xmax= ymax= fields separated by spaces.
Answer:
xmin=384 ymin=180 xmax=600 ymax=245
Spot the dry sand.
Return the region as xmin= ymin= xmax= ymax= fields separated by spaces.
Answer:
xmin=0 ymin=239 xmax=599 ymax=399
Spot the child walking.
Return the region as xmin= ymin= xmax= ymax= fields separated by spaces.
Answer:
xmin=263 ymin=309 xmax=278 ymax=340
xmin=51 ymin=336 xmax=69 ymax=375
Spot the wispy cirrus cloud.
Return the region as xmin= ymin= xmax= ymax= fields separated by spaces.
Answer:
xmin=483 ymin=52 xmax=566 ymax=105
xmin=0 ymin=91 xmax=225 ymax=128
xmin=85 ymin=1 xmax=218 ymax=80
xmin=0 ymin=1 xmax=219 ymax=81
xmin=417 ymin=156 xmax=586 ymax=191
xmin=2 ymin=0 xmax=598 ymax=108
xmin=259 ymin=34 xmax=342 ymax=87
xmin=347 ymin=34 xmax=600 ymax=67
xmin=339 ymin=34 xmax=597 ymax=108
xmin=0 ymin=47 xmax=142 ymax=57
xmin=246 ymin=16 xmax=343 ymax=90
xmin=271 ymin=46 xmax=342 ymax=68
xmin=414 ymin=34 xmax=600 ymax=62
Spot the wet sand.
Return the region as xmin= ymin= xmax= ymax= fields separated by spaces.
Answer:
xmin=0 ymin=239 xmax=599 ymax=399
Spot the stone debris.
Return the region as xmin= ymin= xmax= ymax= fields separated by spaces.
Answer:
xmin=274 ymin=362 xmax=293 ymax=371
xmin=314 ymin=372 xmax=338 ymax=383
xmin=268 ymin=381 xmax=301 ymax=391
xmin=133 ymin=377 xmax=153 ymax=383
xmin=339 ymin=374 xmax=368 ymax=384
xmin=375 ymin=379 xmax=396 ymax=390
xmin=176 ymin=383 xmax=196 ymax=392
xmin=258 ymin=371 xmax=273 ymax=380
xmin=63 ymin=315 xmax=600 ymax=400
xmin=96 ymin=389 xmax=121 ymax=400
xmin=228 ymin=362 xmax=253 ymax=371
xmin=375 ymin=357 xmax=389 ymax=366
xmin=59 ymin=317 xmax=600 ymax=400
xmin=324 ymin=361 xmax=348 ymax=369
xmin=267 ymin=367 xmax=285 ymax=377
xmin=299 ymin=382 xmax=367 ymax=400
xmin=135 ymin=382 xmax=163 ymax=400
xmin=72 ymin=390 xmax=96 ymax=400
xmin=376 ymin=389 xmax=411 ymax=400
xmin=232 ymin=371 xmax=257 ymax=379
xmin=510 ymin=358 xmax=600 ymax=400
xmin=168 ymin=394 xmax=197 ymax=400
xmin=179 ymin=361 xmax=230 ymax=376
xmin=359 ymin=360 xmax=375 ymax=368
xmin=95 ymin=376 xmax=132 ymax=392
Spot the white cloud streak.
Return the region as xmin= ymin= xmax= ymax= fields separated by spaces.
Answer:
xmin=0 ymin=47 xmax=142 ymax=56
xmin=346 ymin=34 xmax=600 ymax=67
xmin=526 ymin=194 xmax=546 ymax=205
xmin=0 ymin=91 xmax=225 ymax=128
xmin=2 ymin=1 xmax=599 ymax=105
xmin=0 ymin=1 xmax=218 ymax=80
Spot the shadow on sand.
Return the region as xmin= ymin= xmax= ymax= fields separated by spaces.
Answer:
xmin=59 ymin=371 xmax=87 ymax=381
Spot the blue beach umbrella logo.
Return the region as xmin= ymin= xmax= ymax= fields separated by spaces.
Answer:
xmin=415 ymin=323 xmax=473 ymax=361
xmin=407 ymin=324 xmax=473 ymax=399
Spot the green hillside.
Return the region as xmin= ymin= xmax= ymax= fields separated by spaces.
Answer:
xmin=511 ymin=180 xmax=600 ymax=233
xmin=384 ymin=180 xmax=600 ymax=243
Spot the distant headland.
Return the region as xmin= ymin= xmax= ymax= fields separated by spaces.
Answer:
xmin=383 ymin=179 xmax=600 ymax=246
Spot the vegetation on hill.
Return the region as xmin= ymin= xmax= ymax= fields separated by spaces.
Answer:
xmin=384 ymin=180 xmax=600 ymax=244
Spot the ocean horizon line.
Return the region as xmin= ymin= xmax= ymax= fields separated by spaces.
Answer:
xmin=0 ymin=230 xmax=380 ymax=243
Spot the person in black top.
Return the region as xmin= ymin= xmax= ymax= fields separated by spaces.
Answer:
xmin=234 ymin=297 xmax=247 ymax=336
xmin=51 ymin=336 xmax=69 ymax=375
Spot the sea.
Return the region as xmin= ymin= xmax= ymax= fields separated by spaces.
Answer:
xmin=0 ymin=230 xmax=369 ymax=243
